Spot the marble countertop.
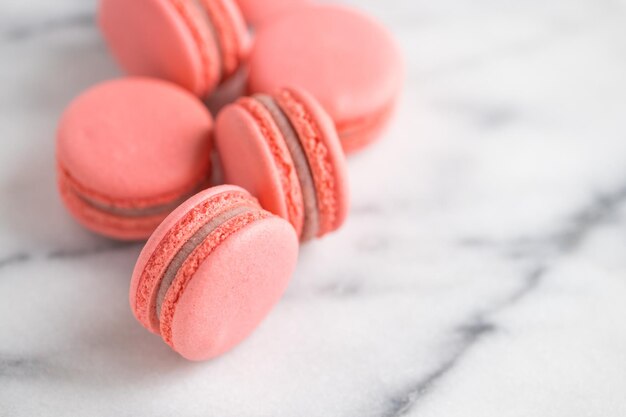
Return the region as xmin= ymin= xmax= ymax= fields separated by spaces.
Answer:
xmin=1 ymin=0 xmax=625 ymax=415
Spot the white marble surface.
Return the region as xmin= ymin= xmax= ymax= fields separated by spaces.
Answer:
xmin=1 ymin=0 xmax=626 ymax=415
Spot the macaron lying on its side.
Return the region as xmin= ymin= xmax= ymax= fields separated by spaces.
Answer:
xmin=56 ymin=78 xmax=213 ymax=241
xmin=247 ymin=4 xmax=404 ymax=153
xmin=98 ymin=0 xmax=250 ymax=98
xmin=130 ymin=185 xmax=298 ymax=361
xmin=215 ymin=87 xmax=350 ymax=242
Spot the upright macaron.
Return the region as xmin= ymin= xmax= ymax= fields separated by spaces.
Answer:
xmin=56 ymin=78 xmax=213 ymax=241
xmin=247 ymin=5 xmax=404 ymax=153
xmin=99 ymin=0 xmax=250 ymax=98
xmin=215 ymin=87 xmax=349 ymax=242
xmin=130 ymin=185 xmax=298 ymax=361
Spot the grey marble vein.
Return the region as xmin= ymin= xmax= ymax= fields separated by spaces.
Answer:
xmin=0 ymin=355 xmax=45 ymax=379
xmin=47 ymin=242 xmax=140 ymax=260
xmin=420 ymin=24 xmax=589 ymax=82
xmin=1 ymin=1 xmax=626 ymax=415
xmin=381 ymin=180 xmax=626 ymax=416
xmin=551 ymin=186 xmax=626 ymax=251
xmin=435 ymin=101 xmax=520 ymax=130
xmin=381 ymin=318 xmax=497 ymax=417
xmin=1 ymin=12 xmax=94 ymax=42
xmin=315 ymin=281 xmax=362 ymax=297
xmin=0 ymin=252 xmax=31 ymax=270
xmin=0 ymin=243 xmax=137 ymax=273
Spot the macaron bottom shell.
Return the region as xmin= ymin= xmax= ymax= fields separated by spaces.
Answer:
xmin=337 ymin=98 xmax=398 ymax=154
xmin=57 ymin=166 xmax=193 ymax=241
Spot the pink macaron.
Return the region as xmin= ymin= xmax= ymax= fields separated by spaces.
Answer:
xmin=247 ymin=4 xmax=404 ymax=153
xmin=130 ymin=185 xmax=298 ymax=361
xmin=56 ymin=77 xmax=213 ymax=241
xmin=99 ymin=0 xmax=250 ymax=98
xmin=215 ymin=86 xmax=349 ymax=242
xmin=234 ymin=0 xmax=310 ymax=27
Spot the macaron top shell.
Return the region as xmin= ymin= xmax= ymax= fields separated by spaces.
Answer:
xmin=57 ymin=77 xmax=212 ymax=207
xmin=215 ymin=101 xmax=295 ymax=232
xmin=99 ymin=0 xmax=249 ymax=97
xmin=234 ymin=0 xmax=310 ymax=27
xmin=130 ymin=185 xmax=299 ymax=360
xmin=99 ymin=0 xmax=210 ymax=96
xmin=248 ymin=5 xmax=403 ymax=150
xmin=169 ymin=214 xmax=297 ymax=360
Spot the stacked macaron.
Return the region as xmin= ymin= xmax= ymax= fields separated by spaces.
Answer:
xmin=98 ymin=0 xmax=403 ymax=153
xmin=55 ymin=0 xmax=403 ymax=360
xmin=247 ymin=5 xmax=404 ymax=153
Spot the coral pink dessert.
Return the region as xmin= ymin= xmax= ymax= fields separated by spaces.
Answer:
xmin=56 ymin=78 xmax=213 ymax=240
xmin=234 ymin=0 xmax=310 ymax=27
xmin=99 ymin=0 xmax=250 ymax=98
xmin=215 ymin=86 xmax=349 ymax=241
xmin=247 ymin=4 xmax=404 ymax=153
xmin=130 ymin=185 xmax=298 ymax=361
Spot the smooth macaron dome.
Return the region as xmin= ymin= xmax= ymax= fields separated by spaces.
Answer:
xmin=99 ymin=0 xmax=250 ymax=98
xmin=234 ymin=0 xmax=310 ymax=27
xmin=247 ymin=4 xmax=404 ymax=153
xmin=215 ymin=87 xmax=349 ymax=242
xmin=56 ymin=78 xmax=213 ymax=240
xmin=130 ymin=185 xmax=299 ymax=360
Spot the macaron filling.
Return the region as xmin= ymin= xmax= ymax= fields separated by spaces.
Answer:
xmin=134 ymin=189 xmax=258 ymax=331
xmin=237 ymin=90 xmax=339 ymax=239
xmin=237 ymin=97 xmax=306 ymax=238
xmin=188 ymin=0 xmax=242 ymax=85
xmin=275 ymin=89 xmax=340 ymax=237
xmin=155 ymin=204 xmax=253 ymax=317
xmin=59 ymin=164 xmax=207 ymax=218
xmin=159 ymin=207 xmax=272 ymax=345
xmin=77 ymin=188 xmax=199 ymax=218
xmin=254 ymin=94 xmax=320 ymax=241
xmin=169 ymin=0 xmax=219 ymax=96
xmin=197 ymin=0 xmax=242 ymax=82
xmin=189 ymin=0 xmax=223 ymax=83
